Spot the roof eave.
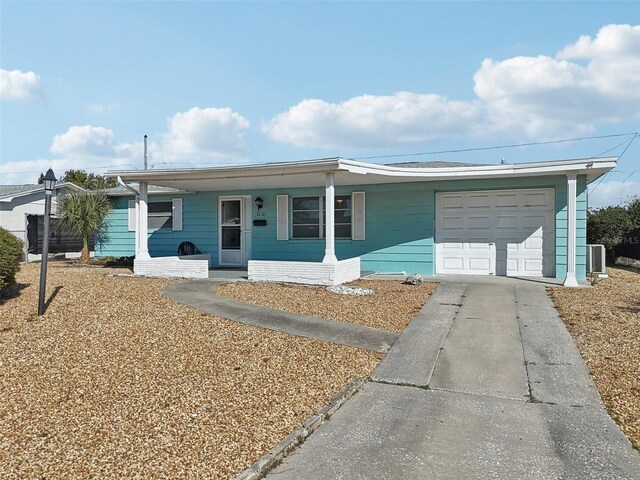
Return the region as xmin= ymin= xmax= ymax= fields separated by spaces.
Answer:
xmin=104 ymin=156 xmax=617 ymax=186
xmin=0 ymin=182 xmax=85 ymax=202
xmin=106 ymin=157 xmax=343 ymax=182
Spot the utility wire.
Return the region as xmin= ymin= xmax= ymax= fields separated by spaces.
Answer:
xmin=588 ymin=133 xmax=638 ymax=196
xmin=352 ymin=132 xmax=639 ymax=161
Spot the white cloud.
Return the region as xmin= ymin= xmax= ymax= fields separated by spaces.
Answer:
xmin=264 ymin=93 xmax=483 ymax=149
xmin=264 ymin=24 xmax=640 ymax=149
xmin=89 ymin=102 xmax=120 ymax=113
xmin=588 ymin=180 xmax=640 ymax=208
xmin=0 ymin=68 xmax=43 ymax=101
xmin=2 ymin=106 xmax=251 ymax=184
xmin=50 ymin=125 xmax=117 ymax=158
xmin=158 ymin=107 xmax=250 ymax=162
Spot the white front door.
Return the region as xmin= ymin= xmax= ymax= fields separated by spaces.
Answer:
xmin=219 ymin=197 xmax=250 ymax=266
xmin=435 ymin=189 xmax=555 ymax=277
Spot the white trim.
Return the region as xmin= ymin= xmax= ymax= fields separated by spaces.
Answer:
xmin=352 ymin=191 xmax=365 ymax=240
xmin=128 ymin=200 xmax=136 ymax=232
xmin=172 ymin=198 xmax=183 ymax=231
xmin=218 ymin=196 xmax=251 ymax=267
xmin=276 ymin=194 xmax=289 ymax=240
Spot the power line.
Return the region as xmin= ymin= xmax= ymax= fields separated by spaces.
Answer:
xmin=352 ymin=132 xmax=639 ymax=161
xmin=588 ymin=133 xmax=638 ymax=196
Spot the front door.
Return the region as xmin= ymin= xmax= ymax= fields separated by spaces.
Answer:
xmin=219 ymin=198 xmax=243 ymax=266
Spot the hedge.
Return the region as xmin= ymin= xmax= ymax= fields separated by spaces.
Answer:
xmin=0 ymin=227 xmax=23 ymax=292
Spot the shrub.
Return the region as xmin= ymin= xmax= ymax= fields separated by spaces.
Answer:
xmin=0 ymin=227 xmax=24 ymax=292
xmin=587 ymin=206 xmax=633 ymax=262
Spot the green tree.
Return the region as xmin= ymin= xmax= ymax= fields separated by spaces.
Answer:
xmin=60 ymin=169 xmax=117 ymax=190
xmin=587 ymin=206 xmax=633 ymax=263
xmin=57 ymin=190 xmax=112 ymax=263
xmin=625 ymin=195 xmax=640 ymax=226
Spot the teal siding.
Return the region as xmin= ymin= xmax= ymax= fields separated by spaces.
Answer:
xmin=97 ymin=197 xmax=134 ymax=257
xmin=97 ymin=174 xmax=587 ymax=280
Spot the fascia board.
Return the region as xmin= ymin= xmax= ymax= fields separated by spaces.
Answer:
xmin=106 ymin=158 xmax=342 ymax=181
xmin=338 ymin=157 xmax=617 ymax=178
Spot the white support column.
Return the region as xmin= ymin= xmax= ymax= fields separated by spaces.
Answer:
xmin=322 ymin=172 xmax=338 ymax=264
xmin=137 ymin=182 xmax=150 ymax=259
xmin=564 ymin=173 xmax=578 ymax=287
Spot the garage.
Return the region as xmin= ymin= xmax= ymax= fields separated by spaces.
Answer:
xmin=435 ymin=188 xmax=555 ymax=277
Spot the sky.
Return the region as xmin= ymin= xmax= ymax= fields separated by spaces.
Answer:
xmin=1 ymin=1 xmax=638 ymax=207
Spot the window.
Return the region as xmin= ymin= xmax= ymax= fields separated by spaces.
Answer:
xmin=148 ymin=201 xmax=173 ymax=230
xmin=291 ymin=195 xmax=351 ymax=239
xmin=127 ymin=198 xmax=183 ymax=232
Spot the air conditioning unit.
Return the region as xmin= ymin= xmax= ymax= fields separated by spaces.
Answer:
xmin=586 ymin=244 xmax=607 ymax=277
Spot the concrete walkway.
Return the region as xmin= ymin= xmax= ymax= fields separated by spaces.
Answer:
xmin=266 ymin=282 xmax=640 ymax=479
xmin=162 ymin=280 xmax=397 ymax=353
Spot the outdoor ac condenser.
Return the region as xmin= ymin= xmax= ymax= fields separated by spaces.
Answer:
xmin=586 ymin=244 xmax=607 ymax=277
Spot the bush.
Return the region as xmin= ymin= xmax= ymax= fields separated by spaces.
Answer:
xmin=0 ymin=227 xmax=24 ymax=292
xmin=587 ymin=206 xmax=633 ymax=262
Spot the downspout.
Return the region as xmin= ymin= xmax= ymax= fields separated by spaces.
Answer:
xmin=117 ymin=176 xmax=140 ymax=258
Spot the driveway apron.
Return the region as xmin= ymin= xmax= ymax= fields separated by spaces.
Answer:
xmin=266 ymin=282 xmax=640 ymax=480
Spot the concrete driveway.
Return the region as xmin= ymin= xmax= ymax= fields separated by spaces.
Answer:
xmin=266 ymin=281 xmax=640 ymax=479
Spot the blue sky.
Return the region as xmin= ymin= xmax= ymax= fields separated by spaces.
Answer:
xmin=1 ymin=1 xmax=638 ymax=206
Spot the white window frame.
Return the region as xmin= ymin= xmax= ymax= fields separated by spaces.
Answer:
xmin=291 ymin=194 xmax=352 ymax=240
xmin=147 ymin=200 xmax=174 ymax=232
xmin=128 ymin=197 xmax=183 ymax=232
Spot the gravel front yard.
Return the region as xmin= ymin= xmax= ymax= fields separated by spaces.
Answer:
xmin=549 ymin=266 xmax=640 ymax=449
xmin=0 ymin=263 xmax=386 ymax=479
xmin=215 ymin=279 xmax=437 ymax=333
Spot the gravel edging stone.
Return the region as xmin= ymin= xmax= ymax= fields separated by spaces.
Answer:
xmin=233 ymin=377 xmax=367 ymax=480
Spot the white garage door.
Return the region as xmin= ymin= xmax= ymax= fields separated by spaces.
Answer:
xmin=435 ymin=189 xmax=555 ymax=277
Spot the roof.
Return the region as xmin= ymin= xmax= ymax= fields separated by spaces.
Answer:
xmin=106 ymin=156 xmax=617 ymax=192
xmin=104 ymin=185 xmax=191 ymax=196
xmin=0 ymin=182 xmax=85 ymax=202
xmin=386 ymin=161 xmax=491 ymax=168
xmin=0 ymin=184 xmax=40 ymax=197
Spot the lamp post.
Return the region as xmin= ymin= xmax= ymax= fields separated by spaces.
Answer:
xmin=38 ymin=168 xmax=57 ymax=316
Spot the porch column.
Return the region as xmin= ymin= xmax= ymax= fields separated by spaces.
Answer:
xmin=564 ymin=173 xmax=578 ymax=287
xmin=322 ymin=172 xmax=338 ymax=264
xmin=137 ymin=181 xmax=150 ymax=259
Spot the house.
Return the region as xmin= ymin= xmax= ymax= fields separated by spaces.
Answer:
xmin=100 ymin=156 xmax=617 ymax=286
xmin=0 ymin=182 xmax=85 ymax=261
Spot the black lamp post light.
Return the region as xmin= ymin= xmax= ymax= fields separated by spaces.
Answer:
xmin=38 ymin=168 xmax=57 ymax=316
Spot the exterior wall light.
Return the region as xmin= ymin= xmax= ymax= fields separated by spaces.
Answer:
xmin=255 ymin=197 xmax=263 ymax=211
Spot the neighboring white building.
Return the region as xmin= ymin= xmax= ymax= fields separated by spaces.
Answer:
xmin=0 ymin=183 xmax=85 ymax=261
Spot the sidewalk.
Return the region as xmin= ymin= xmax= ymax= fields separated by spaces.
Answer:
xmin=265 ymin=283 xmax=640 ymax=479
xmin=162 ymin=280 xmax=398 ymax=353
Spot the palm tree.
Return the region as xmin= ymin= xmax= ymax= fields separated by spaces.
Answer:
xmin=57 ymin=190 xmax=112 ymax=263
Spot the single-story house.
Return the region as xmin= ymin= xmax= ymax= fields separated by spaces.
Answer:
xmin=0 ymin=182 xmax=85 ymax=261
xmin=100 ymin=156 xmax=617 ymax=286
